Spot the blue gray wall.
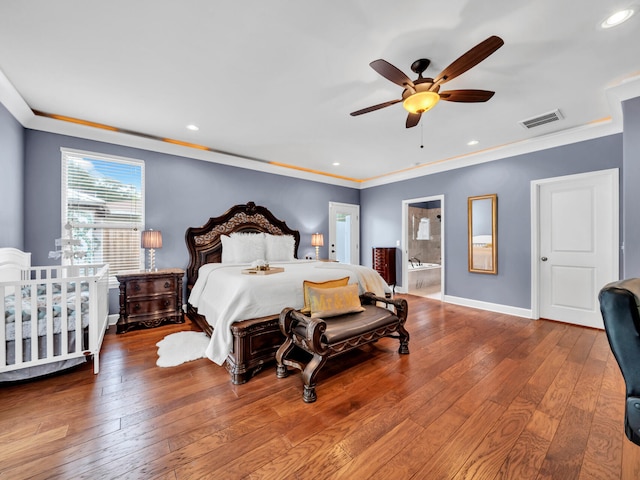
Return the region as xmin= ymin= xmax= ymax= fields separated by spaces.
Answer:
xmin=360 ymin=134 xmax=623 ymax=309
xmin=22 ymin=129 xmax=359 ymax=312
xmin=623 ymin=96 xmax=640 ymax=277
xmin=0 ymin=102 xmax=24 ymax=248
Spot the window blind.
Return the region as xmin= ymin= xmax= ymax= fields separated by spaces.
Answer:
xmin=61 ymin=149 xmax=145 ymax=283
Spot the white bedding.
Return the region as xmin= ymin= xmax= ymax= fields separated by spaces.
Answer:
xmin=188 ymin=260 xmax=390 ymax=365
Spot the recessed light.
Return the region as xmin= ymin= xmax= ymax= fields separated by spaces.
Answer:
xmin=600 ymin=8 xmax=635 ymax=28
xmin=332 ymin=162 xmax=340 ymax=166
xmin=186 ymin=124 xmax=199 ymax=131
xmin=467 ymin=140 xmax=479 ymax=146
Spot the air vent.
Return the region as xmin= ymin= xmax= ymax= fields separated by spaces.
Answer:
xmin=519 ymin=109 xmax=564 ymax=129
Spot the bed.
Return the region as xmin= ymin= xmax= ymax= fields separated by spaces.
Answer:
xmin=1 ymin=248 xmax=109 ymax=382
xmin=185 ymin=202 xmax=390 ymax=384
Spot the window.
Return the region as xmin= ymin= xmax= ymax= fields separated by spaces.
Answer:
xmin=61 ymin=148 xmax=145 ymax=284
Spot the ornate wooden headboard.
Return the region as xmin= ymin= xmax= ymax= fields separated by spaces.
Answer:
xmin=184 ymin=202 xmax=301 ymax=290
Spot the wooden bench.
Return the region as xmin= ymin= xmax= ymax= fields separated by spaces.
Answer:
xmin=276 ymin=292 xmax=409 ymax=403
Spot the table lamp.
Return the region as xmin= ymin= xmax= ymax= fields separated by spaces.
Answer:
xmin=311 ymin=233 xmax=324 ymax=261
xmin=141 ymin=229 xmax=162 ymax=271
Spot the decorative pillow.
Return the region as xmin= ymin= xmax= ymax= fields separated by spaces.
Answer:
xmin=301 ymin=276 xmax=350 ymax=314
xmin=265 ymin=234 xmax=295 ymax=262
xmin=221 ymin=233 xmax=266 ymax=263
xmin=308 ymin=284 xmax=364 ymax=319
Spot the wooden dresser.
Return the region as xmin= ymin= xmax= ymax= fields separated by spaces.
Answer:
xmin=116 ymin=268 xmax=184 ymax=333
xmin=372 ymin=247 xmax=396 ymax=288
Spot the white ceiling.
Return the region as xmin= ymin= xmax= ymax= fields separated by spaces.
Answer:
xmin=1 ymin=1 xmax=640 ymax=187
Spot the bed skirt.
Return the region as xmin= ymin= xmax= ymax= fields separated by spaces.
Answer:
xmin=1 ymin=329 xmax=89 ymax=382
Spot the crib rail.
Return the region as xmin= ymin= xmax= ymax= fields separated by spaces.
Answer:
xmin=1 ymin=264 xmax=109 ymax=376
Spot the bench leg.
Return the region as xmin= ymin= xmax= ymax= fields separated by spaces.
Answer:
xmin=275 ymin=337 xmax=294 ymax=378
xmin=276 ymin=364 xmax=289 ymax=378
xmin=303 ymin=385 xmax=317 ymax=403
xmin=302 ymin=353 xmax=327 ymax=403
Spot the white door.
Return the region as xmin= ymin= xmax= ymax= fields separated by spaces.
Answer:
xmin=328 ymin=202 xmax=359 ymax=264
xmin=533 ymin=169 xmax=618 ymax=329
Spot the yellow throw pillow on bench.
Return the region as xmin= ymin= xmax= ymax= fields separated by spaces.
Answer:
xmin=307 ymin=284 xmax=365 ymax=318
xmin=302 ymin=276 xmax=350 ymax=314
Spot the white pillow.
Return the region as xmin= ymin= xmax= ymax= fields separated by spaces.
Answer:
xmin=265 ymin=234 xmax=295 ymax=262
xmin=220 ymin=235 xmax=236 ymax=263
xmin=221 ymin=233 xmax=266 ymax=263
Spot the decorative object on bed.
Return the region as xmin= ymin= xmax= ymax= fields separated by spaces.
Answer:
xmin=116 ymin=268 xmax=184 ymax=333
xmin=0 ymin=248 xmax=109 ymax=382
xmin=468 ymin=193 xmax=497 ymax=274
xmin=311 ymin=233 xmax=324 ymax=260
xmin=141 ymin=229 xmax=163 ymax=272
xmin=185 ymin=202 xmax=391 ymax=385
xmin=276 ymin=292 xmax=409 ymax=402
xmin=156 ymin=331 xmax=209 ymax=367
xmin=241 ymin=267 xmax=284 ymax=275
xmin=252 ymin=259 xmax=270 ymax=271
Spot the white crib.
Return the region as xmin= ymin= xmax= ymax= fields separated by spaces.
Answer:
xmin=0 ymin=248 xmax=109 ymax=381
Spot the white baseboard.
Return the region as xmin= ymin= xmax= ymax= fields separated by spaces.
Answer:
xmin=108 ymin=314 xmax=119 ymax=326
xmin=443 ymin=294 xmax=533 ymax=318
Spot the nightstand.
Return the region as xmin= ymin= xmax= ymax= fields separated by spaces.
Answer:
xmin=116 ymin=268 xmax=185 ymax=333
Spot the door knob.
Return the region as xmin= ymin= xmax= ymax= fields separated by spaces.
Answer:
xmin=541 ymin=257 xmax=548 ymax=261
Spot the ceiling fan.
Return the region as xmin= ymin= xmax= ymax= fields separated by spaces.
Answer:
xmin=350 ymin=35 xmax=504 ymax=128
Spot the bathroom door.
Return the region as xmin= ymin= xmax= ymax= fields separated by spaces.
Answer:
xmin=533 ymin=169 xmax=618 ymax=329
xmin=328 ymin=202 xmax=359 ymax=264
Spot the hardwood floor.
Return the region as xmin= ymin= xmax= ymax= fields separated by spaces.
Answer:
xmin=1 ymin=294 xmax=639 ymax=479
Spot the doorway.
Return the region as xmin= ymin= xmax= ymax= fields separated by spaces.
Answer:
xmin=328 ymin=202 xmax=360 ymax=264
xmin=402 ymin=195 xmax=445 ymax=300
xmin=531 ymin=169 xmax=619 ymax=329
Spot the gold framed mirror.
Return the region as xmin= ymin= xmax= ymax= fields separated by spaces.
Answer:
xmin=468 ymin=194 xmax=497 ymax=274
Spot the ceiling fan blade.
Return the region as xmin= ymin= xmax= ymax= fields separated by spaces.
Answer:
xmin=406 ymin=112 xmax=422 ymax=128
xmin=433 ymin=36 xmax=504 ymax=86
xmin=439 ymin=89 xmax=495 ymax=102
xmin=350 ymin=99 xmax=402 ymax=116
xmin=370 ymin=59 xmax=415 ymax=89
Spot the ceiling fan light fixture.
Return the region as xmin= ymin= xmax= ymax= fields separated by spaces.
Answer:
xmin=403 ymin=91 xmax=440 ymax=114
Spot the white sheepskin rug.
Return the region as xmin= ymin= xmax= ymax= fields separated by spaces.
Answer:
xmin=156 ymin=331 xmax=209 ymax=367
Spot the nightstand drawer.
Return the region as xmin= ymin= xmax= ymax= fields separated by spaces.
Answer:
xmin=126 ymin=296 xmax=177 ymax=316
xmin=127 ymin=277 xmax=176 ymax=297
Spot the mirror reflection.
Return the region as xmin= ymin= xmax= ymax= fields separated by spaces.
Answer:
xmin=468 ymin=194 xmax=497 ymax=274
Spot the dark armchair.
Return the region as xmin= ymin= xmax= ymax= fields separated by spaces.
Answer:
xmin=599 ymin=278 xmax=640 ymax=446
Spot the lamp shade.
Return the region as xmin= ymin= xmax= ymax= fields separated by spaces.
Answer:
xmin=403 ymin=91 xmax=440 ymax=114
xmin=311 ymin=233 xmax=324 ymax=247
xmin=141 ymin=230 xmax=163 ymax=249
